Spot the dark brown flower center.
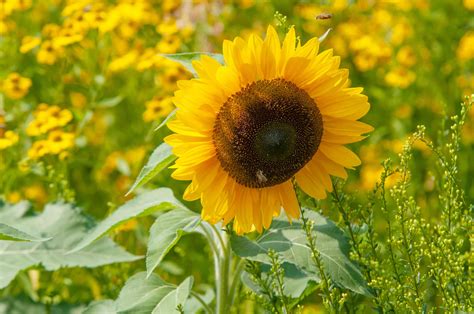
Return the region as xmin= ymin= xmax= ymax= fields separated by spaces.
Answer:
xmin=213 ymin=78 xmax=323 ymax=188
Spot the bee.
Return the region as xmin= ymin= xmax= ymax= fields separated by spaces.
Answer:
xmin=256 ymin=170 xmax=268 ymax=184
xmin=316 ymin=13 xmax=333 ymax=20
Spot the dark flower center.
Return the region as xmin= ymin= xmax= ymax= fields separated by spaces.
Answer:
xmin=213 ymin=78 xmax=323 ymax=188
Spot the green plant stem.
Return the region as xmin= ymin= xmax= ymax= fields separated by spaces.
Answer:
xmin=228 ymin=259 xmax=244 ymax=307
xmin=216 ymin=232 xmax=230 ymax=314
xmin=190 ymin=291 xmax=213 ymax=314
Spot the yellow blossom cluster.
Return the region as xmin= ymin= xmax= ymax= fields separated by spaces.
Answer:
xmin=26 ymin=104 xmax=75 ymax=159
xmin=1 ymin=73 xmax=32 ymax=100
xmin=143 ymin=96 xmax=174 ymax=122
xmin=0 ymin=114 xmax=19 ymax=150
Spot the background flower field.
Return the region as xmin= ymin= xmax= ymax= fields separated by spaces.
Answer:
xmin=0 ymin=0 xmax=473 ymax=313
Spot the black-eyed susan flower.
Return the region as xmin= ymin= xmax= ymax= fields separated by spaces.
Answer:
xmin=0 ymin=115 xmax=19 ymax=150
xmin=1 ymin=72 xmax=32 ymax=100
xmin=28 ymin=140 xmax=50 ymax=159
xmin=26 ymin=104 xmax=73 ymax=136
xmin=37 ymin=40 xmax=63 ymax=65
xmin=385 ymin=66 xmax=416 ymax=88
xmin=143 ymin=97 xmax=174 ymax=122
xmin=19 ymin=36 xmax=41 ymax=53
xmin=457 ymin=32 xmax=474 ymax=62
xmin=156 ymin=35 xmax=181 ymax=53
xmin=46 ymin=130 xmax=75 ymax=154
xmin=165 ymin=26 xmax=373 ymax=234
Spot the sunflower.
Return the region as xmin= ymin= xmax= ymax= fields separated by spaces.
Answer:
xmin=165 ymin=26 xmax=372 ymax=234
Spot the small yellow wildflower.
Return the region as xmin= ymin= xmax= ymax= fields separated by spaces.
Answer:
xmin=6 ymin=192 xmax=22 ymax=204
xmin=41 ymin=24 xmax=61 ymax=38
xmin=396 ymin=46 xmax=416 ymax=67
xmin=70 ymin=92 xmax=87 ymax=108
xmin=385 ymin=67 xmax=416 ymax=88
xmin=391 ymin=20 xmax=413 ymax=45
xmin=20 ymin=36 xmax=41 ymax=53
xmin=143 ymin=97 xmax=174 ymax=122
xmin=26 ymin=104 xmax=73 ymax=136
xmin=108 ymin=50 xmax=139 ymax=72
xmin=28 ymin=140 xmax=50 ymax=159
xmin=457 ymin=32 xmax=474 ymax=61
xmin=37 ymin=40 xmax=63 ymax=65
xmin=136 ymin=49 xmax=162 ymax=71
xmin=158 ymin=63 xmax=191 ymax=88
xmin=47 ymin=130 xmax=75 ymax=154
xmin=1 ymin=72 xmax=32 ymax=99
xmin=0 ymin=131 xmax=19 ymax=150
xmin=157 ymin=19 xmax=178 ymax=36
xmin=156 ymin=35 xmax=181 ymax=53
xmin=464 ymin=0 xmax=474 ymax=10
xmin=52 ymin=30 xmax=84 ymax=48
xmin=23 ymin=184 xmax=48 ymax=204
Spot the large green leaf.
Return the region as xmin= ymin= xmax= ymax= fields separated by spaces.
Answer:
xmin=126 ymin=143 xmax=176 ymax=196
xmin=0 ymin=201 xmax=29 ymax=222
xmin=231 ymin=210 xmax=371 ymax=296
xmin=69 ymin=188 xmax=186 ymax=253
xmin=83 ymin=273 xmax=197 ymax=314
xmin=146 ymin=209 xmax=200 ymax=277
xmin=0 ymin=203 xmax=139 ymax=289
xmin=152 ymin=276 xmax=193 ymax=313
xmin=161 ymin=52 xmax=224 ymax=76
xmin=82 ymin=300 xmax=115 ymax=314
xmin=0 ymin=297 xmax=85 ymax=314
xmin=0 ymin=223 xmax=48 ymax=242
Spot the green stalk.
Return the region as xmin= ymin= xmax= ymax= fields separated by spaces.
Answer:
xmin=216 ymin=230 xmax=230 ymax=314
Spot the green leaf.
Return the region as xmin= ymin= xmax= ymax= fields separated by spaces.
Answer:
xmin=146 ymin=209 xmax=200 ymax=277
xmin=114 ymin=273 xmax=179 ymax=313
xmin=183 ymin=285 xmax=214 ymax=314
xmin=161 ymin=52 xmax=224 ymax=76
xmin=82 ymin=300 xmax=115 ymax=314
xmin=231 ymin=210 xmax=371 ymax=296
xmin=0 ymin=201 xmax=30 ymax=223
xmin=69 ymin=188 xmax=186 ymax=253
xmin=154 ymin=108 xmax=176 ymax=131
xmin=152 ymin=276 xmax=193 ymax=313
xmin=0 ymin=297 xmax=85 ymax=314
xmin=126 ymin=143 xmax=177 ymax=196
xmin=0 ymin=223 xmax=48 ymax=242
xmin=318 ymin=28 xmax=332 ymax=42
xmin=0 ymin=203 xmax=139 ymax=289
xmin=96 ymin=95 xmax=123 ymax=108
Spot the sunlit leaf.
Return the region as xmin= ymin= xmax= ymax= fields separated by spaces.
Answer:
xmin=84 ymin=273 xmax=197 ymax=313
xmin=0 ymin=203 xmax=139 ymax=289
xmin=0 ymin=297 xmax=85 ymax=314
xmin=231 ymin=209 xmax=372 ymax=296
xmin=126 ymin=143 xmax=176 ymax=196
xmin=96 ymin=95 xmax=123 ymax=108
xmin=0 ymin=223 xmax=48 ymax=242
xmin=115 ymin=273 xmax=190 ymax=313
xmin=82 ymin=300 xmax=115 ymax=314
xmin=69 ymin=188 xmax=186 ymax=253
xmin=152 ymin=276 xmax=193 ymax=313
xmin=146 ymin=209 xmax=200 ymax=277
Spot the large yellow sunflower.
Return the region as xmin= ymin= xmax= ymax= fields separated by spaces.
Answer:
xmin=165 ymin=26 xmax=372 ymax=234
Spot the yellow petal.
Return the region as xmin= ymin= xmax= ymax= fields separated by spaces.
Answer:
xmin=319 ymin=143 xmax=361 ymax=169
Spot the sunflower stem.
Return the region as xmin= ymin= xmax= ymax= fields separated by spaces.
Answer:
xmin=216 ymin=229 xmax=230 ymax=314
